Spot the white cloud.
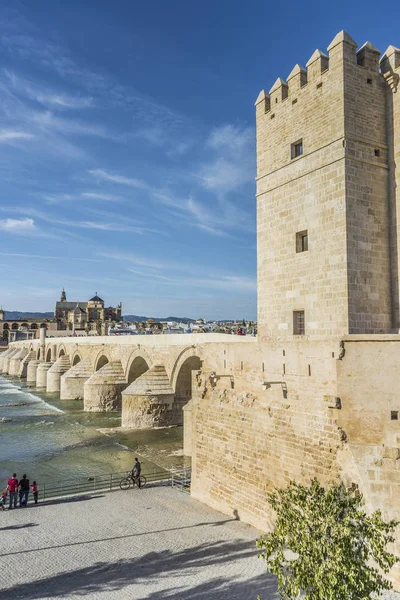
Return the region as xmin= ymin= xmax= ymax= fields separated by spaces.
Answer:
xmin=0 ymin=217 xmax=35 ymax=232
xmin=198 ymin=124 xmax=255 ymax=194
xmin=81 ymin=192 xmax=122 ymax=202
xmin=32 ymin=111 xmax=112 ymax=139
xmin=88 ymin=169 xmax=149 ymax=190
xmin=37 ymin=94 xmax=93 ymax=109
xmin=0 ymin=129 xmax=35 ymax=142
xmin=0 ymin=251 xmax=101 ymax=262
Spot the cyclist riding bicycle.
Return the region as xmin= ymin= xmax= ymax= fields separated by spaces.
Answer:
xmin=131 ymin=457 xmax=142 ymax=489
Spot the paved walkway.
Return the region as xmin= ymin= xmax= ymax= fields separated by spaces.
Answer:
xmin=0 ymin=487 xmax=277 ymax=599
xmin=0 ymin=487 xmax=398 ymax=599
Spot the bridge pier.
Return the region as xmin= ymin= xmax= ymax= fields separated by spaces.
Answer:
xmin=9 ymin=348 xmax=29 ymax=377
xmin=27 ymin=359 xmax=41 ymax=383
xmin=36 ymin=362 xmax=53 ymax=388
xmin=121 ymin=365 xmax=175 ymax=429
xmin=83 ymin=361 xmax=126 ymax=411
xmin=60 ymin=358 xmax=93 ymax=400
xmin=19 ymin=350 xmax=36 ymax=378
xmin=47 ymin=355 xmax=71 ymax=393
xmin=0 ymin=348 xmax=15 ymax=373
xmin=2 ymin=348 xmax=20 ymax=374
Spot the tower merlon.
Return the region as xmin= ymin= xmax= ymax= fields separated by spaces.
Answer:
xmin=305 ymin=49 xmax=329 ymax=80
xmin=357 ymin=41 xmax=380 ymax=71
xmin=287 ymin=64 xmax=307 ymax=92
xmin=327 ymin=30 xmax=357 ymax=65
xmin=269 ymin=77 xmax=288 ymax=104
xmin=255 ymin=89 xmax=271 ymax=115
xmin=380 ymin=45 xmax=400 ymax=73
xmin=380 ymin=46 xmax=400 ymax=93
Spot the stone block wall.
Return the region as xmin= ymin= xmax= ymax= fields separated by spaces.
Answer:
xmin=256 ymin=32 xmax=397 ymax=339
xmin=191 ymin=379 xmax=344 ymax=531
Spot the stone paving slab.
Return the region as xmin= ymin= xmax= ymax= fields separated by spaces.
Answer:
xmin=0 ymin=487 xmax=277 ymax=599
xmin=0 ymin=487 xmax=397 ymax=600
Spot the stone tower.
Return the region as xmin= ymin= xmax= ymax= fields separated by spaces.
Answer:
xmin=60 ymin=288 xmax=66 ymax=302
xmin=255 ymin=31 xmax=400 ymax=340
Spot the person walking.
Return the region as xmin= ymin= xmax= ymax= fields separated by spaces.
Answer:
xmin=18 ymin=474 xmax=30 ymax=507
xmin=30 ymin=481 xmax=38 ymax=505
xmin=7 ymin=473 xmax=18 ymax=509
xmin=131 ymin=457 xmax=142 ymax=488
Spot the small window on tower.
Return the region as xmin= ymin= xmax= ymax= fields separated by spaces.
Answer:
xmin=291 ymin=139 xmax=303 ymax=159
xmin=296 ymin=230 xmax=308 ymax=253
xmin=293 ymin=311 xmax=305 ymax=335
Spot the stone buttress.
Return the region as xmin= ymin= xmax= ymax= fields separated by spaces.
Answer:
xmin=60 ymin=358 xmax=93 ymax=400
xmin=8 ymin=348 xmax=29 ymax=377
xmin=83 ymin=361 xmax=126 ymax=411
xmin=2 ymin=348 xmax=21 ymax=374
xmin=46 ymin=355 xmax=71 ymax=393
xmin=18 ymin=351 xmax=36 ymax=378
xmin=121 ymin=365 xmax=175 ymax=429
xmin=36 ymin=362 xmax=53 ymax=388
xmin=26 ymin=360 xmax=41 ymax=383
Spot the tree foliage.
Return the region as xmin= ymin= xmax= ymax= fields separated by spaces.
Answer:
xmin=256 ymin=479 xmax=398 ymax=600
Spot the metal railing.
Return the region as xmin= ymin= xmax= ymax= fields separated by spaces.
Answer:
xmin=38 ymin=466 xmax=191 ymax=501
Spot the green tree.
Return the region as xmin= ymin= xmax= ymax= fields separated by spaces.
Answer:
xmin=256 ymin=479 xmax=398 ymax=600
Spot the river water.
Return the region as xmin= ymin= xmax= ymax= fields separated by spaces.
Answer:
xmin=0 ymin=375 xmax=189 ymax=488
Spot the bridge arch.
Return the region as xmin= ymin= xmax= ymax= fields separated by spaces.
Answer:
xmin=174 ymin=355 xmax=202 ymax=409
xmin=58 ymin=345 xmax=66 ymax=358
xmin=30 ymin=323 xmax=38 ymax=330
xmin=170 ymin=346 xmax=202 ymax=391
xmin=94 ymin=350 xmax=111 ymax=372
xmin=45 ymin=347 xmax=52 ymax=362
xmin=127 ymin=356 xmax=149 ymax=384
xmin=37 ymin=347 xmax=41 ymax=360
xmin=40 ymin=323 xmax=47 ymax=329
xmin=11 ymin=323 xmax=18 ymax=330
xmin=72 ymin=353 xmax=82 ymax=366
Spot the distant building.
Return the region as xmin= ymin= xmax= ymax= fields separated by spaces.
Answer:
xmin=55 ymin=289 xmax=122 ymax=332
xmin=0 ymin=307 xmax=58 ymax=342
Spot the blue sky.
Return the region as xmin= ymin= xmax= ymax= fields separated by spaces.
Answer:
xmin=0 ymin=1 xmax=398 ymax=319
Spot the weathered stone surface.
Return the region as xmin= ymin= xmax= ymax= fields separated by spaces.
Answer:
xmin=26 ymin=359 xmax=41 ymax=383
xmin=60 ymin=357 xmax=93 ymax=400
xmin=84 ymin=360 xmax=126 ymax=411
xmin=47 ymin=355 xmax=71 ymax=392
xmin=36 ymin=362 xmax=53 ymax=388
xmin=8 ymin=348 xmax=28 ymax=377
xmin=121 ymin=365 xmax=175 ymax=428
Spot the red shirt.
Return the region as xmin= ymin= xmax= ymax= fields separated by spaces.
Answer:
xmin=7 ymin=477 xmax=18 ymax=493
xmin=30 ymin=484 xmax=38 ymax=493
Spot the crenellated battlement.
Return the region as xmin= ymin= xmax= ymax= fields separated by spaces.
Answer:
xmin=254 ymin=30 xmax=400 ymax=118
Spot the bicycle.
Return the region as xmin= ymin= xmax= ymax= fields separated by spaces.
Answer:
xmin=119 ymin=472 xmax=147 ymax=490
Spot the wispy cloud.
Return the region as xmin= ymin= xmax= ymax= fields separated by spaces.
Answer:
xmin=0 ymin=217 xmax=35 ymax=232
xmin=197 ymin=124 xmax=255 ymax=194
xmin=0 ymin=206 xmax=160 ymax=236
xmin=0 ymin=129 xmax=35 ymax=142
xmin=80 ymin=192 xmax=123 ymax=202
xmin=0 ymin=251 xmax=101 ymax=262
xmin=88 ymin=169 xmax=149 ymax=190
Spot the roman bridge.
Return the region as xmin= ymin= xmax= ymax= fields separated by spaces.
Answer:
xmin=0 ymin=333 xmax=256 ymax=435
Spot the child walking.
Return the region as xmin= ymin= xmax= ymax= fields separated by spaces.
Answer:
xmin=0 ymin=487 xmax=7 ymax=511
xmin=30 ymin=481 xmax=38 ymax=505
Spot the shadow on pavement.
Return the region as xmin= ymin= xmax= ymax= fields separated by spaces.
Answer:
xmin=1 ymin=517 xmax=239 ymax=556
xmin=0 ymin=522 xmax=38 ymax=531
xmin=0 ymin=539 xmax=278 ymax=599
xmin=32 ymin=494 xmax=105 ymax=508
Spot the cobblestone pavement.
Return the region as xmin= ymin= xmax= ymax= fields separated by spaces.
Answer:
xmin=0 ymin=487 xmax=397 ymax=600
